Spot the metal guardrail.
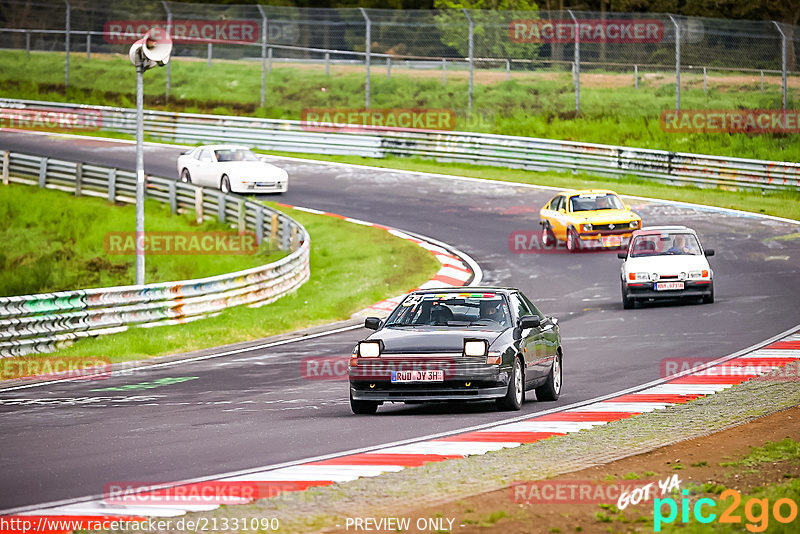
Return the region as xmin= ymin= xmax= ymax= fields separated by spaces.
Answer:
xmin=0 ymin=149 xmax=310 ymax=357
xmin=1 ymin=98 xmax=798 ymax=191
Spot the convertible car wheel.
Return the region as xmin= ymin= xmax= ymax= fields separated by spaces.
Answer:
xmin=350 ymin=391 xmax=379 ymax=415
xmin=496 ymin=357 xmax=523 ymax=411
xmin=536 ymin=351 xmax=562 ymax=401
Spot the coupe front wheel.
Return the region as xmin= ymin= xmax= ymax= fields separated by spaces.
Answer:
xmin=622 ymin=284 xmax=634 ymax=309
xmin=496 ymin=358 xmax=523 ymax=411
xmin=702 ymin=284 xmax=715 ymax=304
xmin=566 ymin=229 xmax=579 ymax=253
xmin=220 ymin=175 xmax=231 ymax=194
xmin=180 ymin=169 xmax=191 ymax=183
xmin=536 ymin=351 xmax=562 ymax=401
xmin=350 ymin=391 xmax=379 ymax=415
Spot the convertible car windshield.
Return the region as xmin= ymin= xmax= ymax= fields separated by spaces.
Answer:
xmin=630 ymin=232 xmax=702 ymax=257
xmin=569 ymin=193 xmax=624 ymax=212
xmin=215 ymin=149 xmax=260 ymax=162
xmin=385 ymin=292 xmax=511 ymax=330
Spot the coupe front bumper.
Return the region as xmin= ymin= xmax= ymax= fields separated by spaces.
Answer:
xmin=625 ymin=280 xmax=713 ymax=299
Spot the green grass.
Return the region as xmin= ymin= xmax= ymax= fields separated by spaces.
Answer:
xmin=262 ymin=152 xmax=800 ymax=222
xmin=34 ymin=203 xmax=440 ymax=362
xmin=721 ymin=437 xmax=800 ymax=468
xmin=1 ymin=50 xmax=799 ymax=161
xmin=0 ymin=185 xmax=280 ymax=296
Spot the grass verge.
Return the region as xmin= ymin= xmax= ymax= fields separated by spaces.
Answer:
xmin=19 ymin=203 xmax=440 ymax=364
xmin=0 ymin=185 xmax=281 ymax=296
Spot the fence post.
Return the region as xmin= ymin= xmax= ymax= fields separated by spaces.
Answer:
xmin=773 ymin=21 xmax=787 ymax=118
xmin=64 ymin=0 xmax=70 ymax=88
xmin=268 ymin=47 xmax=272 ymax=74
xmin=634 ymin=64 xmax=638 ymax=90
xmin=271 ymin=213 xmax=279 ymax=243
xmin=386 ymin=57 xmax=391 ymax=80
xmin=38 ymin=157 xmax=48 ymax=188
xmin=255 ymin=207 xmax=264 ymax=245
xmin=207 ymin=43 xmax=212 ymax=67
xmin=167 ymin=180 xmax=176 ymax=213
xmin=463 ymin=9 xmax=474 ymax=110
xmin=669 ymin=15 xmax=680 ymax=112
xmin=761 ymin=70 xmax=764 ymax=93
xmin=257 ymin=5 xmax=267 ymax=108
xmin=567 ymin=10 xmax=580 ymax=113
xmin=442 ymin=58 xmax=446 ymax=86
xmin=161 ymin=0 xmax=172 ymax=102
xmin=703 ymin=66 xmax=707 ymax=94
xmin=217 ymin=192 xmax=226 ymax=222
xmin=108 ymin=168 xmax=116 ymax=202
xmin=237 ymin=199 xmax=246 ymax=235
xmin=325 ymin=52 xmax=330 ymax=76
xmin=86 ymin=32 xmax=91 ymax=61
xmin=195 ymin=188 xmax=203 ymax=224
xmin=74 ymin=162 xmax=82 ymax=196
xmin=359 ymin=7 xmax=371 ymax=108
xmin=290 ymin=225 xmax=298 ymax=252
xmin=2 ymin=151 xmax=9 ymax=185
xmin=25 ymin=31 xmax=30 ymax=58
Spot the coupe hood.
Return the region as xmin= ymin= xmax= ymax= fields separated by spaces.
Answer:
xmin=369 ymin=327 xmax=503 ymax=353
xmin=574 ymin=209 xmax=639 ymax=223
xmin=225 ymin=161 xmax=287 ymax=178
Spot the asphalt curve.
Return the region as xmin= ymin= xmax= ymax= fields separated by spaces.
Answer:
xmin=1 ymin=132 xmax=799 ymax=511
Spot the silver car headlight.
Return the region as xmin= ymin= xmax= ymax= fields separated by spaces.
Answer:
xmin=464 ymin=339 xmax=488 ymax=357
xmin=358 ymin=341 xmax=381 ymax=358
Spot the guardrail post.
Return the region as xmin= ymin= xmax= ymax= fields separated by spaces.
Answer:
xmin=634 ymin=65 xmax=638 ymax=90
xmin=669 ymin=15 xmax=681 ymax=111
xmin=506 ymin=59 xmax=510 ymax=80
xmin=217 ymin=192 xmax=226 ymax=222
xmin=386 ymin=57 xmax=391 ymax=80
xmin=442 ymin=58 xmax=446 ymax=86
xmin=282 ymin=220 xmax=290 ymax=250
xmin=325 ymin=52 xmax=330 ymax=76
xmin=567 ymin=10 xmax=580 ymax=113
xmin=463 ymin=9 xmax=474 ymax=110
xmin=237 ymin=199 xmax=246 ymax=235
xmin=167 ymin=180 xmax=176 ymax=213
xmin=38 ymin=157 xmax=48 ymax=188
xmin=25 ymin=31 xmax=30 ymax=58
xmin=64 ymin=0 xmax=70 ymax=88
xmin=255 ymin=207 xmax=264 ymax=245
xmin=107 ymin=168 xmax=116 ymax=202
xmin=74 ymin=162 xmax=82 ymax=196
xmin=2 ymin=151 xmax=9 ymax=185
xmin=703 ymin=67 xmax=707 ymax=94
xmin=257 ymin=5 xmax=268 ymax=108
xmin=359 ymin=8 xmax=371 ymax=108
xmin=761 ymin=70 xmax=764 ymax=93
xmin=268 ymin=48 xmax=273 ymax=74
xmin=195 ymin=188 xmax=203 ymax=224
xmin=270 ymin=212 xmax=278 ymax=243
xmin=290 ymin=225 xmax=298 ymax=252
xmin=86 ymin=32 xmax=91 ymax=61
xmin=207 ymin=43 xmax=212 ymax=67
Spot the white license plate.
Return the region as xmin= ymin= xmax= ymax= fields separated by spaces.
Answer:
xmin=602 ymin=235 xmax=622 ymax=247
xmin=655 ymin=281 xmax=684 ymax=291
xmin=391 ymin=370 xmax=444 ymax=383
xmin=256 ymin=182 xmax=275 ymax=187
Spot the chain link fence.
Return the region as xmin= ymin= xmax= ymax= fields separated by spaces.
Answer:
xmin=0 ymin=1 xmax=797 ymax=114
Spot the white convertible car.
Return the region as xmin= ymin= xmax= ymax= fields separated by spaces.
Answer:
xmin=177 ymin=145 xmax=288 ymax=194
xmin=618 ymin=226 xmax=715 ymax=309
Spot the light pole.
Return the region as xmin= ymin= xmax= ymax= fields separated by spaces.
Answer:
xmin=129 ymin=28 xmax=172 ymax=286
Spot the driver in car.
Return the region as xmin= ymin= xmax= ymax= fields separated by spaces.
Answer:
xmin=478 ymin=300 xmax=508 ymax=326
xmin=666 ymin=234 xmax=694 ymax=255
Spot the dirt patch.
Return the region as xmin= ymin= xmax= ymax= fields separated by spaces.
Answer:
xmin=381 ymin=406 xmax=800 ymax=534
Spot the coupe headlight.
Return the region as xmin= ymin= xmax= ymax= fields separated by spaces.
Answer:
xmin=629 ymin=220 xmax=640 ymax=229
xmin=581 ymin=223 xmax=593 ymax=232
xmin=464 ymin=339 xmax=488 ymax=357
xmin=628 ymin=272 xmax=650 ymax=281
xmin=358 ymin=341 xmax=381 ymax=358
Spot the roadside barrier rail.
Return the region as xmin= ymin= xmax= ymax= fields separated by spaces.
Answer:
xmin=1 ymin=98 xmax=798 ymax=191
xmin=0 ymin=149 xmax=309 ymax=358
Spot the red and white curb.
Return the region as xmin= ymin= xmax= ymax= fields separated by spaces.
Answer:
xmin=275 ymin=203 xmax=478 ymax=318
xmin=11 ymin=329 xmax=799 ymax=524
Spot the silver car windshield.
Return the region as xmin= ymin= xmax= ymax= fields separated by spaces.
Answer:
xmin=630 ymin=233 xmax=702 ymax=257
xmin=215 ymin=149 xmax=260 ymax=162
xmin=385 ymin=292 xmax=511 ymax=330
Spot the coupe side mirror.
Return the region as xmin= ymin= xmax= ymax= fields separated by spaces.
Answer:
xmin=519 ymin=315 xmax=540 ymax=329
xmin=364 ymin=317 xmax=382 ymax=330
xmin=617 ymin=251 xmax=627 ymax=259
xmin=704 ymin=249 xmax=715 ymax=257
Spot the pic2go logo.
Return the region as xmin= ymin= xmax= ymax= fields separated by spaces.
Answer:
xmin=654 ymin=489 xmax=798 ymax=532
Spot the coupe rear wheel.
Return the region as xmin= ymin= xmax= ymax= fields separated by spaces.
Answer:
xmin=220 ymin=175 xmax=231 ymax=194
xmin=350 ymin=391 xmax=379 ymax=415
xmin=536 ymin=351 xmax=562 ymax=401
xmin=180 ymin=169 xmax=191 ymax=183
xmin=496 ymin=357 xmax=523 ymax=411
xmin=541 ymin=224 xmax=556 ymax=247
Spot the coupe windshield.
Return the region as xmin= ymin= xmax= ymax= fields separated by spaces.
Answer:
xmin=569 ymin=193 xmax=624 ymax=212
xmin=215 ymin=149 xmax=260 ymax=162
xmin=385 ymin=292 xmax=511 ymax=330
xmin=630 ymin=233 xmax=702 ymax=257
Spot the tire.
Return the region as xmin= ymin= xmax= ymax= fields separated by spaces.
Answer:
xmin=496 ymin=357 xmax=524 ymax=411
xmin=566 ymin=228 xmax=579 ymax=253
xmin=350 ymin=391 xmax=379 ymax=415
xmin=622 ymin=284 xmax=634 ymax=309
xmin=220 ymin=175 xmax=231 ymax=194
xmin=536 ymin=350 xmax=562 ymax=401
xmin=180 ymin=169 xmax=191 ymax=183
xmin=702 ymin=284 xmax=715 ymax=304
xmin=541 ymin=224 xmax=556 ymax=248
